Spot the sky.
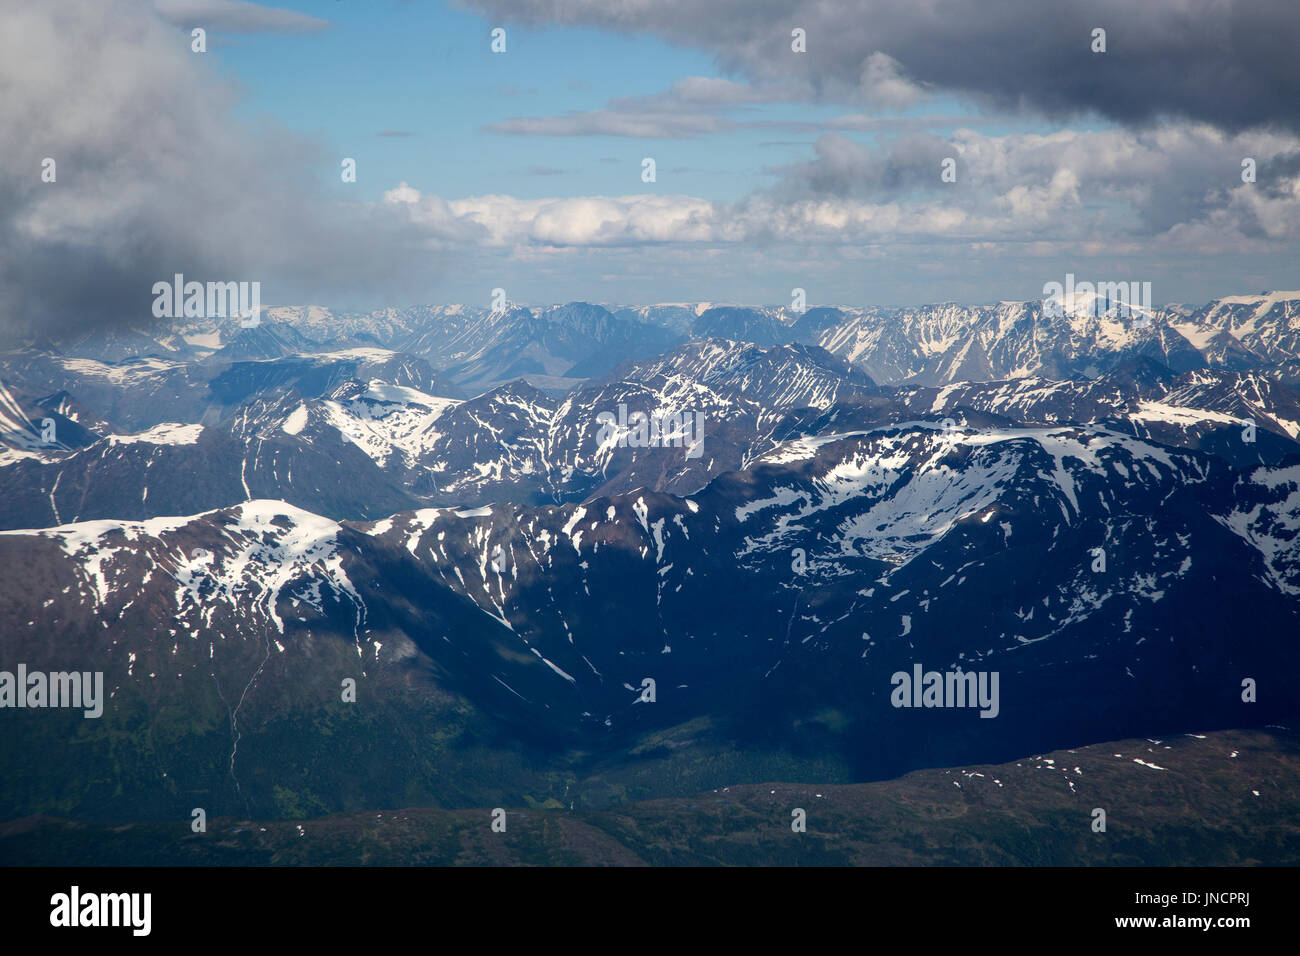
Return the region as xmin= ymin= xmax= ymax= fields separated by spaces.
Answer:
xmin=4 ymin=0 xmax=1300 ymax=333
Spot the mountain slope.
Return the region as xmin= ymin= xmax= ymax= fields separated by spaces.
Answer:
xmin=4 ymin=422 xmax=1297 ymax=820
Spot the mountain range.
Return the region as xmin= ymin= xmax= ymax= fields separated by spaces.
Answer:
xmin=3 ymin=290 xmax=1299 ymax=844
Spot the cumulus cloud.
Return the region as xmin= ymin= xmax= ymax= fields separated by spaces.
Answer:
xmin=7 ymin=0 xmax=1298 ymax=337
xmin=385 ymin=186 xmax=721 ymax=246
xmin=1 ymin=0 xmax=427 ymax=338
xmin=857 ymin=52 xmax=927 ymax=111
xmin=381 ymin=124 xmax=1300 ymax=251
xmin=765 ymin=126 xmax=1300 ymax=241
xmin=461 ymin=0 xmax=1300 ymax=133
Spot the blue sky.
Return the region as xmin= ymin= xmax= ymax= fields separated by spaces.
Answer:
xmin=216 ymin=1 xmax=1001 ymax=205
xmin=220 ymin=4 xmax=730 ymax=201
xmin=5 ymin=0 xmax=1300 ymax=323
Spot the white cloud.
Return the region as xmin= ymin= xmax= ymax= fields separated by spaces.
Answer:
xmin=153 ymin=0 xmax=329 ymax=34
xmin=387 ymin=188 xmax=719 ymax=246
xmin=382 ymin=122 xmax=1300 ymax=254
xmin=0 ymin=0 xmax=426 ymax=336
xmin=858 ymin=52 xmax=927 ymax=111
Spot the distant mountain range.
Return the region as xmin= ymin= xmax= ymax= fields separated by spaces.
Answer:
xmin=2 ymin=289 xmax=1299 ymax=828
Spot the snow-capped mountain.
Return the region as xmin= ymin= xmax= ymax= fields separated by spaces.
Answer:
xmin=690 ymin=306 xmax=792 ymax=346
xmin=8 ymin=320 xmax=1300 ymax=531
xmin=782 ymin=292 xmax=1300 ymax=387
xmin=5 ymin=288 xmax=1300 ymax=824
xmin=0 ymin=378 xmax=61 ymax=464
xmin=208 ymin=348 xmax=463 ymax=407
xmin=0 ymin=415 xmax=422 ymax=531
xmin=0 ymin=351 xmax=208 ymax=432
xmin=3 ymin=419 xmax=1297 ymax=818
xmin=398 ymin=301 xmax=682 ymax=391
xmin=888 ymin=360 xmax=1300 ymax=465
xmin=607 ymin=339 xmax=876 ymax=411
xmin=802 ymin=300 xmax=1201 ymax=385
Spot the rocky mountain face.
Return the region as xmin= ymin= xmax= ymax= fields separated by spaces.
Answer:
xmin=799 ymin=291 xmax=1300 ymax=386
xmin=2 ymin=290 xmax=1300 ymax=824
xmin=2 ymin=419 xmax=1297 ymax=818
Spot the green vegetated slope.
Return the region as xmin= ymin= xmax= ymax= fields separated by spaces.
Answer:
xmin=3 ymin=727 xmax=1295 ymax=866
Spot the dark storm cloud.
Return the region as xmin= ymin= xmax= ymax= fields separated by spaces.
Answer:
xmin=768 ymin=132 xmax=954 ymax=198
xmin=460 ymin=0 xmax=1300 ymax=132
xmin=0 ymin=0 xmax=449 ymax=340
